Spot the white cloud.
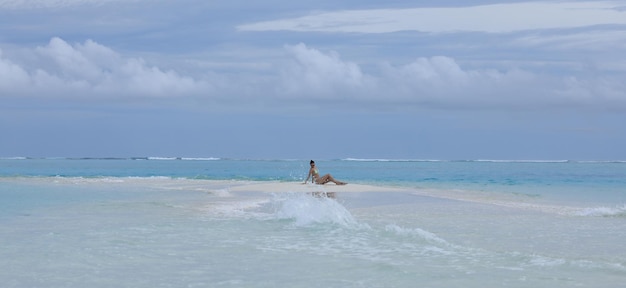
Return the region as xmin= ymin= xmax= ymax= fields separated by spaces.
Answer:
xmin=238 ymin=1 xmax=626 ymax=34
xmin=0 ymin=50 xmax=30 ymax=89
xmin=279 ymin=43 xmax=367 ymax=98
xmin=1 ymin=37 xmax=206 ymax=98
xmin=377 ymin=56 xmax=540 ymax=107
xmin=36 ymin=38 xmax=118 ymax=84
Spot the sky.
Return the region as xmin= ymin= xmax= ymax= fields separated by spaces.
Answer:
xmin=1 ymin=0 xmax=626 ymax=160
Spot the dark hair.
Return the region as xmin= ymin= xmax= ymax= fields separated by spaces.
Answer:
xmin=310 ymin=160 xmax=315 ymax=164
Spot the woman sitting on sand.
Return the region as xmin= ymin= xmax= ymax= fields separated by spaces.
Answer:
xmin=304 ymin=160 xmax=347 ymax=185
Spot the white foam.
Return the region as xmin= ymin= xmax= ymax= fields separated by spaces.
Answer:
xmin=385 ymin=224 xmax=451 ymax=246
xmin=474 ymin=159 xmax=570 ymax=163
xmin=147 ymin=157 xmax=178 ymax=160
xmin=342 ymin=158 xmax=442 ymax=162
xmin=180 ymin=157 xmax=220 ymax=161
xmin=270 ymin=193 xmax=358 ymax=227
xmin=208 ymin=199 xmax=269 ymax=217
xmin=527 ymin=255 xmax=567 ymax=267
xmin=574 ymin=205 xmax=626 ymax=217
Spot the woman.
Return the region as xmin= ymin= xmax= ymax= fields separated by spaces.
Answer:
xmin=303 ymin=160 xmax=347 ymax=185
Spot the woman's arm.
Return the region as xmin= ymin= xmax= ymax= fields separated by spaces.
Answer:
xmin=303 ymin=168 xmax=312 ymax=184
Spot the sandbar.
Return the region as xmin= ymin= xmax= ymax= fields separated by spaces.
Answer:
xmin=226 ymin=181 xmax=413 ymax=194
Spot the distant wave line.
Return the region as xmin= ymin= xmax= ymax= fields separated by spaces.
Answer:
xmin=0 ymin=157 xmax=220 ymax=161
xmin=340 ymin=158 xmax=626 ymax=163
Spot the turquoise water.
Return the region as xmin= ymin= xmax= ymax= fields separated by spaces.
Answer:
xmin=1 ymin=158 xmax=625 ymax=287
xmin=3 ymin=158 xmax=626 ymax=190
xmin=3 ymin=158 xmax=626 ymax=204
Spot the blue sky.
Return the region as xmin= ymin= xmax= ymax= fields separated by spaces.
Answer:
xmin=1 ymin=0 xmax=625 ymax=159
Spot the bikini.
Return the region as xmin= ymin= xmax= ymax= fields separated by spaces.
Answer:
xmin=311 ymin=168 xmax=321 ymax=183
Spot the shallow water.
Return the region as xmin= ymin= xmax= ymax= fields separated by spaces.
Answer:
xmin=1 ymin=159 xmax=625 ymax=287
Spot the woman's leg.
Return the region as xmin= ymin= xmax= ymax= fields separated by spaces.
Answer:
xmin=316 ymin=174 xmax=346 ymax=185
xmin=315 ymin=175 xmax=330 ymax=184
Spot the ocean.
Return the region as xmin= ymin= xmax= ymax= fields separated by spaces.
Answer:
xmin=1 ymin=158 xmax=625 ymax=287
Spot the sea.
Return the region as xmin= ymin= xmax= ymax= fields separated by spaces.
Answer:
xmin=1 ymin=158 xmax=625 ymax=287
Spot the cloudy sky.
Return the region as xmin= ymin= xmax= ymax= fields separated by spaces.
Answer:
xmin=1 ymin=0 xmax=625 ymax=160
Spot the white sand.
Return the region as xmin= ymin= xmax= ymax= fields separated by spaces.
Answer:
xmin=227 ymin=181 xmax=412 ymax=194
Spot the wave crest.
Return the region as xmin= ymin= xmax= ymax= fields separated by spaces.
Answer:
xmin=270 ymin=193 xmax=358 ymax=227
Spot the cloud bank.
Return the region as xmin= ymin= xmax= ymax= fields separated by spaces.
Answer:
xmin=0 ymin=37 xmax=205 ymax=98
xmin=2 ymin=38 xmax=625 ymax=111
xmin=278 ymin=43 xmax=625 ymax=110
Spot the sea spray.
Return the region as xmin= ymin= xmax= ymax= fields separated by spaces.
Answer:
xmin=269 ymin=192 xmax=358 ymax=227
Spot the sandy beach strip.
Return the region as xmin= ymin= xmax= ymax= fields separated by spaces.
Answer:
xmin=226 ymin=181 xmax=414 ymax=194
